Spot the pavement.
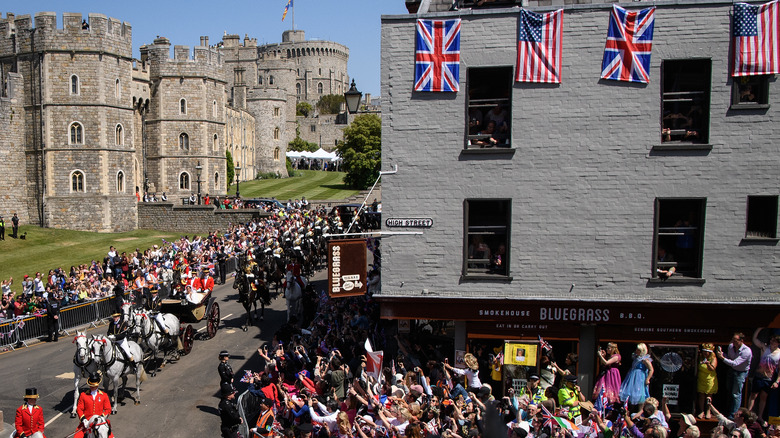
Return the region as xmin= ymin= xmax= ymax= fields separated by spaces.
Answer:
xmin=0 ymin=267 xmax=328 ymax=438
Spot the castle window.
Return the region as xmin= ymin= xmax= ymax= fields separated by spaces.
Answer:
xmin=310 ymin=124 xmax=316 ymax=132
xmin=115 ymin=124 xmax=123 ymax=146
xmin=69 ymin=122 xmax=84 ymax=145
xmin=269 ymin=76 xmax=275 ymax=85
xmin=71 ymin=170 xmax=85 ymax=193
xmin=296 ymin=83 xmax=301 ymax=96
xmin=319 ymin=68 xmax=322 ymax=76
xmin=214 ymin=172 xmax=220 ymax=187
xmin=274 ymin=147 xmax=280 ymax=160
xmin=179 ymin=132 xmax=189 ymax=150
xmin=213 ymin=100 xmax=217 ymax=118
xmin=274 ymin=107 xmax=281 ymax=117
xmin=115 ymin=79 xmax=120 ymax=100
xmin=259 ymin=76 xmax=263 ymax=85
xmin=70 ymin=75 xmax=80 ymax=95
xmin=179 ymin=172 xmax=191 ymax=190
xmin=213 ymin=134 xmax=219 ymax=152
xmin=116 ymin=171 xmax=125 ymax=193
xmin=317 ymin=82 xmax=323 ymax=94
xmin=273 ymin=127 xmax=280 ymax=140
xmin=180 ymin=98 xmax=187 ymax=115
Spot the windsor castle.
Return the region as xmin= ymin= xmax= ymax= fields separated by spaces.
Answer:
xmin=0 ymin=12 xmax=351 ymax=232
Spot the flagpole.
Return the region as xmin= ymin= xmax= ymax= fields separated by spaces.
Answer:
xmin=292 ymin=0 xmax=295 ymax=31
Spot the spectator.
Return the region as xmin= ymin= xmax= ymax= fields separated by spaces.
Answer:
xmin=716 ymin=332 xmax=753 ymax=419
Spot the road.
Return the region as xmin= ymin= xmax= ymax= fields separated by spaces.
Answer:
xmin=0 ymin=269 xmax=327 ymax=438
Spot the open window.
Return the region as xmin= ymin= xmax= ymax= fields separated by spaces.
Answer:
xmin=661 ymin=59 xmax=711 ymax=144
xmin=653 ymin=198 xmax=706 ymax=279
xmin=746 ymin=195 xmax=778 ymax=239
xmin=463 ymin=199 xmax=511 ymax=278
xmin=731 ymin=75 xmax=771 ymax=109
xmin=466 ymin=67 xmax=512 ymax=149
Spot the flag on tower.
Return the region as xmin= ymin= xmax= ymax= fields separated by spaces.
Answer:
xmin=600 ymin=5 xmax=656 ymax=83
xmin=516 ymin=8 xmax=564 ymax=83
xmin=282 ymin=0 xmax=293 ymax=22
xmin=732 ymin=0 xmax=780 ymax=76
xmin=414 ymin=19 xmax=461 ymax=92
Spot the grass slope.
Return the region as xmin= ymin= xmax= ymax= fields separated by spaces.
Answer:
xmin=228 ymin=170 xmax=358 ymax=200
xmin=0 ymin=227 xmax=179 ymax=291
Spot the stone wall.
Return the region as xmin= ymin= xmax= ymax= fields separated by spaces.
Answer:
xmin=138 ymin=203 xmax=266 ymax=234
xmin=296 ymin=114 xmax=345 ymax=151
xmin=0 ymin=73 xmax=27 ymax=223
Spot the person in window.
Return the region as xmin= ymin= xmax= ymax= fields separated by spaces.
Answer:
xmin=740 ymin=84 xmax=757 ymax=103
xmin=656 ymin=246 xmax=676 ymax=279
xmin=472 ymin=120 xmax=502 ymax=147
xmin=468 ymin=108 xmax=483 ymax=135
xmin=81 ymin=20 xmax=89 ymax=30
xmin=485 ymin=102 xmax=509 ymax=135
xmin=490 ymin=244 xmax=506 ymax=274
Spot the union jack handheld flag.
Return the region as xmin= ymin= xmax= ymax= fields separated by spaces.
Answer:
xmin=538 ymin=335 xmax=552 ymax=353
xmin=601 ymin=5 xmax=656 ymax=83
xmin=594 ymin=386 xmax=609 ymax=415
xmin=732 ymin=0 xmax=780 ymax=76
xmin=414 ymin=19 xmax=461 ymax=92
xmin=540 ymin=402 xmax=556 ymax=430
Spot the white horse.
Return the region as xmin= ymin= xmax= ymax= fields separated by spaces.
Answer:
xmin=131 ymin=310 xmax=180 ymax=376
xmin=71 ymin=331 xmax=100 ymax=418
xmin=78 ymin=414 xmax=111 ymax=438
xmin=90 ymin=334 xmax=146 ymax=413
xmin=284 ymin=270 xmax=306 ymax=322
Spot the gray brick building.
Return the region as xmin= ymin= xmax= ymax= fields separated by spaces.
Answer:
xmin=380 ymin=0 xmax=780 ymax=401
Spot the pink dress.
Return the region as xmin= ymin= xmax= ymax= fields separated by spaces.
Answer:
xmin=593 ymin=353 xmax=622 ymax=403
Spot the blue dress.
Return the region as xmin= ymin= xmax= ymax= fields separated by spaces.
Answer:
xmin=619 ymin=354 xmax=651 ymax=405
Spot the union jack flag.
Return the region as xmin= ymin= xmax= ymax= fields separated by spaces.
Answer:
xmin=414 ymin=19 xmax=461 ymax=92
xmin=516 ymin=9 xmax=564 ymax=83
xmin=538 ymin=335 xmax=552 ymax=353
xmin=733 ymin=0 xmax=780 ymax=76
xmin=540 ymin=402 xmax=556 ymax=429
xmin=601 ymin=5 xmax=656 ymax=83
xmin=594 ymin=386 xmax=609 ymax=415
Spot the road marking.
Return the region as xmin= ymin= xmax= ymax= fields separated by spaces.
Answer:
xmin=45 ymin=411 xmax=64 ymax=427
xmin=198 ymin=313 xmax=232 ymax=332
xmin=57 ymin=372 xmax=76 ymax=379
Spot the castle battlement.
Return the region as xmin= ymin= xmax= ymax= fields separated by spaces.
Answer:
xmin=144 ymin=36 xmax=222 ymax=67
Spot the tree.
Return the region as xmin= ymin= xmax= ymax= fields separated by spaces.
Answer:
xmin=296 ymin=102 xmax=313 ymax=117
xmin=336 ymin=114 xmax=381 ymax=189
xmin=288 ymin=136 xmax=318 ymax=152
xmin=226 ymin=150 xmax=235 ymax=187
xmin=316 ymin=94 xmax=345 ymax=115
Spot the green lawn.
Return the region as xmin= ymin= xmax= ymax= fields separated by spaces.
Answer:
xmin=227 ymin=170 xmax=359 ymax=200
xmin=0 ymin=227 xmax=179 ymax=292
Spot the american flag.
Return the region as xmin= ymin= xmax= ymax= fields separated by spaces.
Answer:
xmin=516 ymin=9 xmax=564 ymax=83
xmin=414 ymin=19 xmax=461 ymax=92
xmin=733 ymin=0 xmax=780 ymax=76
xmin=601 ymin=5 xmax=656 ymax=83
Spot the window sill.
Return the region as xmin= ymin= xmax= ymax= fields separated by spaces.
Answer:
xmin=647 ymin=277 xmax=706 ymax=285
xmin=729 ymin=103 xmax=770 ymax=111
xmin=651 ymin=144 xmax=713 ymax=152
xmin=461 ymin=147 xmax=516 ymax=156
xmin=741 ymin=237 xmax=779 ymax=244
xmin=460 ymin=274 xmax=513 ymax=283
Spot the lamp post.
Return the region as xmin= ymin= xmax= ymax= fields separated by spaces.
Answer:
xmin=344 ymin=79 xmax=362 ymax=122
xmin=195 ymin=161 xmax=203 ymax=205
xmin=235 ymin=163 xmax=241 ymax=199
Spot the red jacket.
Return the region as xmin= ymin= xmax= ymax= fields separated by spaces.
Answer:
xmin=192 ymin=276 xmax=214 ymax=292
xmin=15 ymin=403 xmax=45 ymax=437
xmin=77 ymin=390 xmax=112 ymax=420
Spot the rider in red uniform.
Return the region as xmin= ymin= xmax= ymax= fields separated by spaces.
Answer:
xmin=15 ymin=387 xmax=46 ymax=438
xmin=74 ymin=374 xmax=113 ymax=438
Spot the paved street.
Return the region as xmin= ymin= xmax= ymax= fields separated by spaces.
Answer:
xmin=0 ymin=268 xmax=327 ymax=438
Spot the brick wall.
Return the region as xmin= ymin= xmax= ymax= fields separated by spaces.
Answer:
xmin=137 ymin=203 xmax=266 ymax=233
xmin=380 ymin=1 xmax=780 ymax=303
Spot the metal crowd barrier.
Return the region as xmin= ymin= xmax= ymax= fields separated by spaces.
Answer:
xmin=0 ymin=261 xmax=238 ymax=349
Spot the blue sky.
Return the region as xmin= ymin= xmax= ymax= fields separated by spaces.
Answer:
xmin=8 ymin=0 xmax=408 ymax=96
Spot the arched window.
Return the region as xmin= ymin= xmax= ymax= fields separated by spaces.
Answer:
xmin=269 ymin=76 xmax=275 ymax=85
xmin=317 ymin=82 xmax=323 ymax=94
xmin=180 ymin=98 xmax=187 ymax=115
xmin=115 ymin=79 xmax=120 ymax=100
xmin=69 ymin=122 xmax=84 ymax=145
xmin=296 ymin=83 xmax=301 ymax=96
xmin=273 ymin=127 xmax=280 ymax=140
xmin=213 ymin=134 xmax=218 ymax=152
xmin=70 ymin=75 xmax=80 ymax=95
xmin=179 ymin=132 xmax=189 ymax=150
xmin=115 ymin=124 xmax=123 ymax=146
xmin=71 ymin=170 xmax=85 ymax=192
xmin=214 ymin=172 xmax=220 ymax=187
xmin=179 ymin=172 xmax=190 ymax=190
xmin=274 ymin=148 xmax=280 ymax=160
xmin=116 ymin=171 xmax=125 ymax=193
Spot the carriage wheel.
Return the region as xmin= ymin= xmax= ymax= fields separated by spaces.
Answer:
xmin=207 ymin=302 xmax=220 ymax=339
xmin=181 ymin=325 xmax=194 ymax=355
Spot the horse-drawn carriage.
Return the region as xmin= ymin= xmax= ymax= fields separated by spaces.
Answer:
xmin=158 ymin=288 xmax=220 ymax=355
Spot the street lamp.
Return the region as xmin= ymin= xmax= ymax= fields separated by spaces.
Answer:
xmin=235 ymin=163 xmax=241 ymax=199
xmin=344 ymin=79 xmax=362 ymax=115
xmin=195 ymin=161 xmax=203 ymax=205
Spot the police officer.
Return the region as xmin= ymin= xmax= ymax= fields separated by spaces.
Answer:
xmin=558 ymin=374 xmax=586 ymax=421
xmin=519 ymin=374 xmax=547 ymax=405
xmin=0 ymin=215 xmax=5 ymax=240
xmin=218 ymin=383 xmax=242 ymax=438
xmin=218 ymin=351 xmax=234 ymax=390
xmin=46 ymin=291 xmax=62 ymax=342
xmin=216 ymin=247 xmax=228 ymax=285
